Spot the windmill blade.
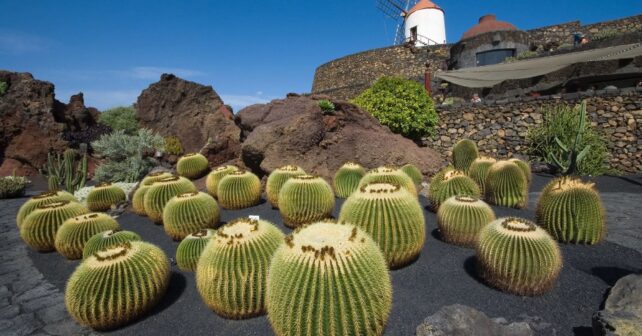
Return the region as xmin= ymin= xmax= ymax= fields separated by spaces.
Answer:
xmin=376 ymin=0 xmax=408 ymax=21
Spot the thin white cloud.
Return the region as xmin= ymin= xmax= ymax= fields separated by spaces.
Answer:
xmin=129 ymin=67 xmax=206 ymax=80
xmin=0 ymin=30 xmax=53 ymax=55
xmin=56 ymin=89 xmax=140 ymax=111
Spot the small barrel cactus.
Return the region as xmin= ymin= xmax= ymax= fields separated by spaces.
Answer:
xmin=143 ymin=175 xmax=197 ymax=223
xmin=485 ymin=160 xmax=528 ymax=209
xmin=333 ymin=162 xmax=366 ymax=198
xmin=452 ymin=139 xmax=479 ymax=173
xmin=266 ymin=220 xmax=392 ymax=336
xmin=83 ymin=229 xmax=142 ymax=259
xmin=163 ymin=191 xmax=220 ymax=241
xmin=509 ymin=158 xmax=532 ymax=184
xmin=217 ymin=170 xmax=262 ymax=209
xmin=476 ymin=217 xmax=562 ymax=296
xmin=86 ymin=182 xmax=126 ymax=212
xmin=141 ymin=171 xmax=173 ymax=186
xmin=437 ymin=196 xmax=495 ymax=247
xmin=196 ymin=218 xmax=284 ymax=319
xmin=468 ymin=156 xmax=497 ymax=195
xmin=536 ymin=177 xmax=605 ymax=244
xmin=266 ymin=165 xmax=306 ymax=208
xmin=55 ymin=213 xmax=120 ymax=260
xmin=16 ymin=190 xmax=77 ymax=229
xmin=131 ymin=184 xmax=149 ymax=216
xmin=400 ymin=163 xmax=423 ymax=185
xmin=176 ymin=153 xmax=210 ymax=179
xmin=358 ymin=166 xmax=417 ymax=195
xmin=65 ymin=241 xmax=170 ymax=330
xmin=176 ymin=229 xmax=215 ymax=272
xmin=278 ymin=175 xmax=335 ymax=228
xmin=428 ymin=168 xmax=481 ymax=211
xmin=339 ymin=182 xmax=425 ymax=268
xmin=205 ymin=165 xmax=239 ymax=198
xmin=20 ymin=200 xmax=89 ymax=252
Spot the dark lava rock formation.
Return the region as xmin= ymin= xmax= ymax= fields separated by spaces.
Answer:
xmin=592 ymin=273 xmax=642 ymax=336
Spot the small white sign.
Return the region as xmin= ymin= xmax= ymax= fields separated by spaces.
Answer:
xmin=248 ymin=215 xmax=260 ymax=221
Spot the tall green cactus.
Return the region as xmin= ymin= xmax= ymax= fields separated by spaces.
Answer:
xmin=266 ymin=165 xmax=306 ymax=208
xmin=333 ymin=162 xmax=366 ymax=198
xmin=547 ymin=100 xmax=591 ymax=176
xmin=278 ymin=175 xmax=335 ymax=228
xmin=437 ymin=196 xmax=495 ymax=247
xmin=42 ymin=148 xmax=87 ymax=193
xmin=266 ymin=220 xmax=392 ymax=336
xmin=176 ymin=229 xmax=216 ymax=272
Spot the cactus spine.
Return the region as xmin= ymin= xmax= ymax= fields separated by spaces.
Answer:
xmin=176 ymin=153 xmax=210 ymax=179
xmin=266 ymin=165 xmax=306 ymax=208
xmin=176 ymin=229 xmax=215 ymax=272
xmin=42 ymin=148 xmax=88 ymax=193
xmin=400 ymin=163 xmax=423 ymax=185
xmin=452 ymin=139 xmax=479 ymax=173
xmin=536 ymin=177 xmax=605 ymax=244
xmin=16 ymin=190 xmax=77 ymax=229
xmin=205 ymin=165 xmax=239 ymax=198
xmin=278 ymin=175 xmax=335 ymax=228
xmin=428 ymin=168 xmax=481 ymax=211
xmin=86 ymin=182 xmax=127 ymax=212
xmin=141 ymin=171 xmax=173 ymax=186
xmin=358 ymin=166 xmax=417 ymax=195
xmin=143 ymin=175 xmax=197 ymax=223
xmin=83 ymin=229 xmax=142 ymax=259
xmin=217 ymin=170 xmax=262 ymax=209
xmin=509 ymin=158 xmax=532 ymax=184
xmin=131 ymin=185 xmax=149 ymax=216
xmin=476 ymin=217 xmax=562 ymax=296
xmin=468 ymin=156 xmax=496 ymax=195
xmin=485 ymin=160 xmax=528 ymax=208
xmin=333 ymin=162 xmax=366 ymax=198
xmin=437 ymin=196 xmax=495 ymax=247
xmin=55 ymin=213 xmax=120 ymax=260
xmin=20 ymin=201 xmax=89 ymax=252
xmin=266 ymin=221 xmax=392 ymax=336
xmin=196 ymin=218 xmax=284 ymax=319
xmin=65 ymin=241 xmax=170 ymax=330
xmin=163 ymin=191 xmax=220 ymax=241
xmin=339 ymin=182 xmax=425 ymax=268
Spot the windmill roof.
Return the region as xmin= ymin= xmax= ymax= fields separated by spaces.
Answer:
xmin=407 ymin=0 xmax=443 ymax=15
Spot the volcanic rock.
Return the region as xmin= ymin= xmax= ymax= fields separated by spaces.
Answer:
xmin=592 ymin=273 xmax=642 ymax=336
xmin=416 ymin=304 xmax=534 ymax=336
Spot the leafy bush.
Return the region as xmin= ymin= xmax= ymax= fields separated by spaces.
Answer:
xmin=92 ymin=129 xmax=165 ymax=183
xmin=98 ymin=106 xmax=139 ymax=135
xmin=318 ymin=99 xmax=335 ymax=112
xmin=0 ymin=81 xmax=7 ymax=95
xmin=505 ymin=50 xmax=539 ymax=63
xmin=351 ymin=76 xmax=438 ymax=140
xmin=164 ymin=136 xmax=183 ymax=155
xmin=0 ymin=175 xmax=30 ymax=199
xmin=63 ymin=123 xmax=112 ymax=151
xmin=593 ymin=28 xmax=619 ymax=41
xmin=526 ymin=103 xmax=609 ymax=175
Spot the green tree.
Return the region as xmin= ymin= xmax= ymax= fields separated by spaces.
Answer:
xmin=98 ymin=106 xmax=139 ymax=134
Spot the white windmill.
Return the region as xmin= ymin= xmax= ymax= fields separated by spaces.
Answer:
xmin=377 ymin=0 xmax=446 ymax=46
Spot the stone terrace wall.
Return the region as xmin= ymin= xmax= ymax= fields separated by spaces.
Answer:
xmin=430 ymin=88 xmax=642 ymax=173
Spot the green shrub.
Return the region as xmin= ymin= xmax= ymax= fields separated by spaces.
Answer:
xmin=592 ymin=28 xmax=619 ymax=41
xmin=352 ymin=76 xmax=438 ymax=140
xmin=164 ymin=136 xmax=183 ymax=155
xmin=0 ymin=81 xmax=7 ymax=95
xmin=505 ymin=50 xmax=539 ymax=63
xmin=526 ymin=103 xmax=609 ymax=175
xmin=0 ymin=175 xmax=31 ymax=199
xmin=92 ymin=129 xmax=165 ymax=183
xmin=98 ymin=106 xmax=139 ymax=135
xmin=318 ymin=99 xmax=335 ymax=112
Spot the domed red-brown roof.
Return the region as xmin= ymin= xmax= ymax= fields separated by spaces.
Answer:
xmin=461 ymin=14 xmax=518 ymax=40
xmin=407 ymin=0 xmax=443 ymax=16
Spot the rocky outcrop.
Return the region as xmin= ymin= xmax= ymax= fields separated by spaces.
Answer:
xmin=135 ymin=74 xmax=241 ymax=166
xmin=593 ymin=273 xmax=642 ymax=336
xmin=236 ymin=94 xmax=444 ymax=182
xmin=416 ymin=304 xmax=534 ymax=336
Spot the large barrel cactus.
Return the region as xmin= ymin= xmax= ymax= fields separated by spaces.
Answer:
xmin=468 ymin=156 xmax=497 ymax=195
xmin=266 ymin=220 xmax=392 ymax=336
xmin=141 ymin=171 xmax=173 ymax=186
xmin=437 ymin=196 xmax=495 ymax=247
xmin=400 ymin=163 xmax=423 ymax=185
xmin=176 ymin=229 xmax=215 ymax=272
xmin=278 ymin=175 xmax=335 ymax=228
xmin=428 ymin=168 xmax=481 ymax=211
xmin=485 ymin=160 xmax=528 ymax=209
xmin=55 ymin=213 xmax=120 ymax=260
xmin=176 ymin=153 xmax=210 ymax=179
xmin=509 ymin=158 xmax=532 ymax=184
xmin=339 ymin=182 xmax=425 ymax=268
xmin=16 ymin=190 xmax=77 ymax=229
xmin=131 ymin=184 xmax=150 ymax=216
xmin=333 ymin=162 xmax=366 ymax=198
xmin=86 ymin=182 xmax=126 ymax=212
xmin=83 ymin=229 xmax=142 ymax=259
xmin=196 ymin=218 xmax=284 ymax=319
xmin=536 ymin=177 xmax=605 ymax=244
xmin=65 ymin=241 xmax=170 ymax=330
xmin=476 ymin=217 xmax=562 ymax=296
xmin=205 ymin=165 xmax=239 ymax=198
xmin=143 ymin=175 xmax=197 ymax=223
xmin=266 ymin=165 xmax=306 ymax=208
xmin=21 ymin=201 xmax=89 ymax=252
xmin=452 ymin=139 xmax=479 ymax=173
xmin=217 ymin=170 xmax=262 ymax=209
xmin=162 ymin=191 xmax=220 ymax=241
xmin=358 ymin=166 xmax=417 ymax=195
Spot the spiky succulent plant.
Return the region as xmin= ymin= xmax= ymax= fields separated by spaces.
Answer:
xmin=217 ymin=170 xmax=262 ymax=209
xmin=143 ymin=175 xmax=197 ymax=223
xmin=82 ymin=229 xmax=142 ymax=259
xmin=437 ymin=196 xmax=495 ymax=247
xmin=333 ymin=162 xmax=366 ymax=198
xmin=468 ymin=156 xmax=496 ymax=195
xmin=509 ymin=158 xmax=532 ymax=184
xmin=278 ymin=175 xmax=335 ymax=228
xmin=428 ymin=168 xmax=481 ymax=211
xmin=131 ymin=184 xmax=149 ymax=216
xmin=176 ymin=229 xmax=215 ymax=272
xmin=358 ymin=166 xmax=417 ymax=195
xmin=536 ymin=177 xmax=605 ymax=244
xmin=266 ymin=165 xmax=306 ymax=208
xmin=65 ymin=241 xmax=170 ymax=330
xmin=86 ymin=182 xmax=126 ymax=212
xmin=452 ymin=139 xmax=479 ymax=173
xmin=196 ymin=218 xmax=284 ymax=319
xmin=205 ymin=165 xmax=239 ymax=198
xmin=141 ymin=171 xmax=173 ymax=186
xmin=476 ymin=217 xmax=562 ymax=296
xmin=16 ymin=190 xmax=77 ymax=229
xmin=266 ymin=220 xmax=392 ymax=336
xmin=485 ymin=160 xmax=528 ymax=209
xmin=20 ymin=201 xmax=89 ymax=252
xmin=176 ymin=153 xmax=210 ymax=179
xmin=400 ymin=163 xmax=423 ymax=185
xmin=55 ymin=213 xmax=120 ymax=260
xmin=162 ymin=191 xmax=220 ymax=241
xmin=339 ymin=182 xmax=425 ymax=268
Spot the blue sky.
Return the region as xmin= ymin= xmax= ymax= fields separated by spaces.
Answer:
xmin=1 ymin=1 xmax=640 ymax=111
